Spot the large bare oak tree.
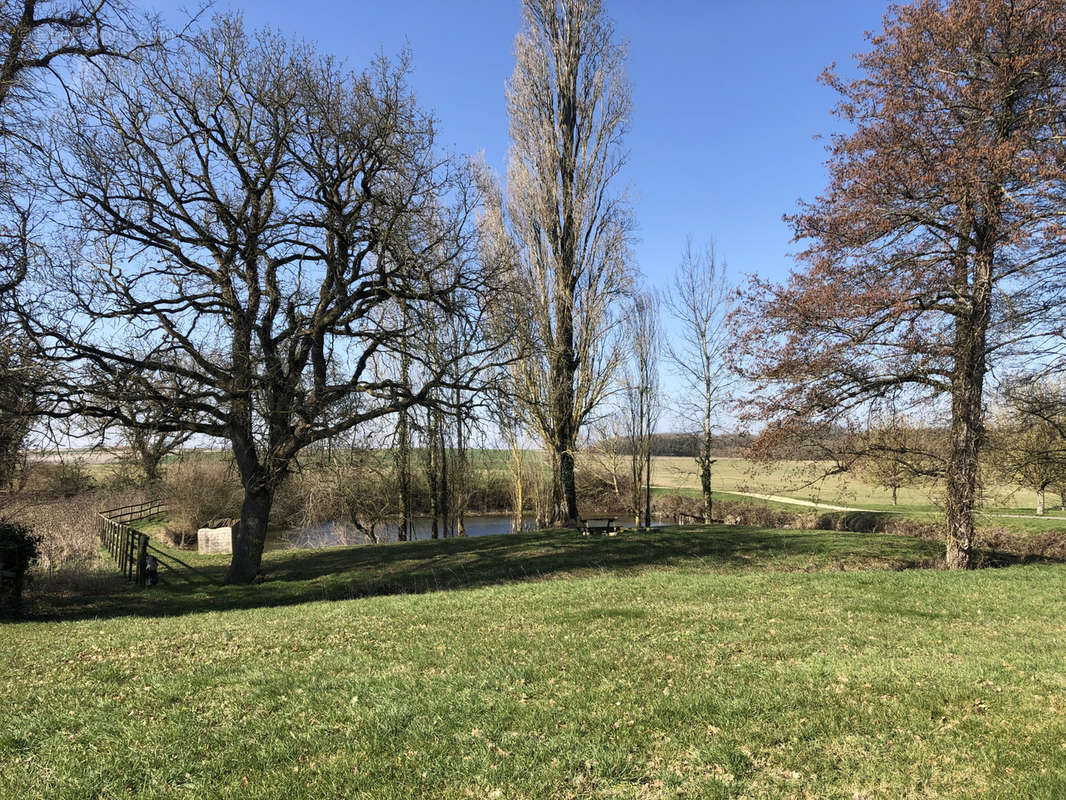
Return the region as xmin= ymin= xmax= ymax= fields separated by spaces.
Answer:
xmin=29 ymin=17 xmax=495 ymax=582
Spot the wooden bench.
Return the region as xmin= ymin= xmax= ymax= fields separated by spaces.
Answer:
xmin=580 ymin=517 xmax=617 ymax=535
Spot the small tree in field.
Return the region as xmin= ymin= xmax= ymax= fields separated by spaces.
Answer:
xmin=855 ymin=413 xmax=944 ymax=507
xmin=990 ymin=379 xmax=1066 ymax=515
xmin=663 ymin=240 xmax=733 ymax=524
xmin=735 ymin=0 xmax=1066 ymax=568
xmin=624 ymin=291 xmax=659 ymax=527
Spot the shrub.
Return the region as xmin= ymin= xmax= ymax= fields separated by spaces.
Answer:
xmin=160 ymin=459 xmax=243 ymax=544
xmin=21 ymin=460 xmax=96 ymax=498
xmin=0 ymin=521 xmax=43 ymax=615
xmin=12 ymin=494 xmax=109 ymax=574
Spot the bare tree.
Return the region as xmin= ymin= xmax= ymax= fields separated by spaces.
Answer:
xmin=30 ymin=18 xmax=497 ymax=582
xmin=624 ymin=291 xmax=658 ymax=527
xmin=493 ymin=385 xmax=528 ymax=534
xmin=478 ymin=0 xmax=633 ymax=526
xmin=662 ymin=240 xmax=733 ymax=524
xmin=990 ymin=378 xmax=1066 ymax=515
xmin=0 ymin=1 xmax=154 ymax=495
xmin=854 ymin=408 xmax=944 ymax=507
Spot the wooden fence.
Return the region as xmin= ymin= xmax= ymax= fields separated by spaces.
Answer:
xmin=98 ymin=500 xmax=215 ymax=588
xmin=98 ymin=500 xmax=165 ymax=587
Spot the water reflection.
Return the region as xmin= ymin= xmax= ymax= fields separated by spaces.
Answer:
xmin=268 ymin=515 xmax=539 ymax=550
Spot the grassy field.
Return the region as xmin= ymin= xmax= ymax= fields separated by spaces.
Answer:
xmin=4 ymin=526 xmax=1066 ymax=799
xmin=652 ymin=456 xmax=1066 ymax=523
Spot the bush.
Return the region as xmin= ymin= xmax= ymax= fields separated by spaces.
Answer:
xmin=21 ymin=460 xmax=96 ymax=498
xmin=0 ymin=521 xmax=43 ymax=615
xmin=12 ymin=494 xmax=112 ymax=574
xmin=161 ymin=459 xmax=243 ymax=545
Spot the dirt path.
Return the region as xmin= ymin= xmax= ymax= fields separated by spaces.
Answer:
xmin=715 ymin=490 xmax=1064 ymax=521
xmin=714 ymin=490 xmax=868 ymax=513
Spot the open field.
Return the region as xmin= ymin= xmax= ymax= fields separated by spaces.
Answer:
xmin=3 ymin=527 xmax=1065 ymax=799
xmin=652 ymin=456 xmax=1066 ymax=523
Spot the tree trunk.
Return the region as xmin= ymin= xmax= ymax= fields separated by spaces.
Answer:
xmin=644 ymin=449 xmax=652 ymax=529
xmin=396 ymin=303 xmax=411 ymax=542
xmin=511 ymin=444 xmax=524 ymax=534
xmin=438 ymin=412 xmax=450 ymax=537
xmin=630 ymin=423 xmax=640 ymax=527
xmin=944 ymin=248 xmax=991 ymax=570
xmin=892 ymin=485 xmax=898 ymax=506
xmin=559 ymin=447 xmax=579 ymax=526
xmin=1037 ymin=487 xmax=1046 ymax=516
xmin=454 ymin=385 xmax=466 ymax=537
xmin=396 ymin=406 xmax=410 ymax=542
xmin=699 ymin=445 xmax=713 ymax=525
xmin=226 ymin=484 xmax=273 ymax=584
xmin=428 ymin=413 xmax=439 ymax=540
xmin=548 ymin=451 xmax=562 ymax=524
xmin=701 ymin=386 xmax=713 ymax=523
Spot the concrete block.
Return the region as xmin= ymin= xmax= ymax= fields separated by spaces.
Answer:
xmin=197 ymin=525 xmax=234 ymax=555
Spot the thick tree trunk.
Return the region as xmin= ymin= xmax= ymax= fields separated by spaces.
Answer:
xmin=227 ymin=484 xmax=273 ymax=584
xmin=1037 ymin=487 xmax=1046 ymax=516
xmin=944 ymin=249 xmax=991 ymax=570
xmin=945 ymin=402 xmax=981 ymax=569
xmin=559 ymin=447 xmax=579 ymax=526
xmin=548 ymin=451 xmax=562 ymax=524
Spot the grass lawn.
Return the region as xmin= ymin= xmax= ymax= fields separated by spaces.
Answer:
xmin=653 ymin=457 xmax=1066 ymax=530
xmin=3 ymin=526 xmax=1066 ymax=798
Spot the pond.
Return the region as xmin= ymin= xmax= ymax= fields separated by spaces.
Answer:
xmin=266 ymin=514 xmax=540 ymax=550
xmin=266 ymin=514 xmax=661 ymax=550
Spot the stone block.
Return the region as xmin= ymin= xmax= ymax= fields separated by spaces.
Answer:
xmin=197 ymin=525 xmax=234 ymax=555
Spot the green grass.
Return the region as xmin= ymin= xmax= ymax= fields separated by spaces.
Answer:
xmin=4 ymin=527 xmax=1066 ymax=798
xmin=23 ymin=526 xmax=943 ymax=621
xmin=654 ymin=457 xmax=1066 ymax=531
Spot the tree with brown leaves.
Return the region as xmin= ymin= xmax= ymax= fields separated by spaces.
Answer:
xmin=735 ymin=0 xmax=1066 ymax=568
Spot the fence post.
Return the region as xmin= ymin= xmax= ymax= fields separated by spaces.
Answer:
xmin=136 ymin=534 xmax=148 ymax=587
xmin=122 ymin=529 xmax=132 ymax=580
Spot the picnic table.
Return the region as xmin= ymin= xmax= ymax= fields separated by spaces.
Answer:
xmin=580 ymin=517 xmax=618 ymax=535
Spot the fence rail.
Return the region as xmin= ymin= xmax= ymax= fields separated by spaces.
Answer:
xmin=98 ymin=501 xmax=167 ymax=587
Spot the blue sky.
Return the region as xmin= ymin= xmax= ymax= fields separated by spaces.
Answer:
xmin=159 ymin=0 xmax=891 ymax=292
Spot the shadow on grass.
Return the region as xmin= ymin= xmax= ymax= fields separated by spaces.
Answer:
xmin=13 ymin=525 xmax=1020 ymax=623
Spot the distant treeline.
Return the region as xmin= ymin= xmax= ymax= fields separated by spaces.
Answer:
xmin=602 ymin=432 xmax=754 ymax=458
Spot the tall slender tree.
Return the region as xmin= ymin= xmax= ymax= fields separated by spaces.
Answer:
xmin=663 ymin=240 xmax=733 ymax=524
xmin=479 ymin=0 xmax=633 ymax=526
xmin=624 ymin=291 xmax=658 ymax=527
xmin=735 ymin=0 xmax=1066 ymax=568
